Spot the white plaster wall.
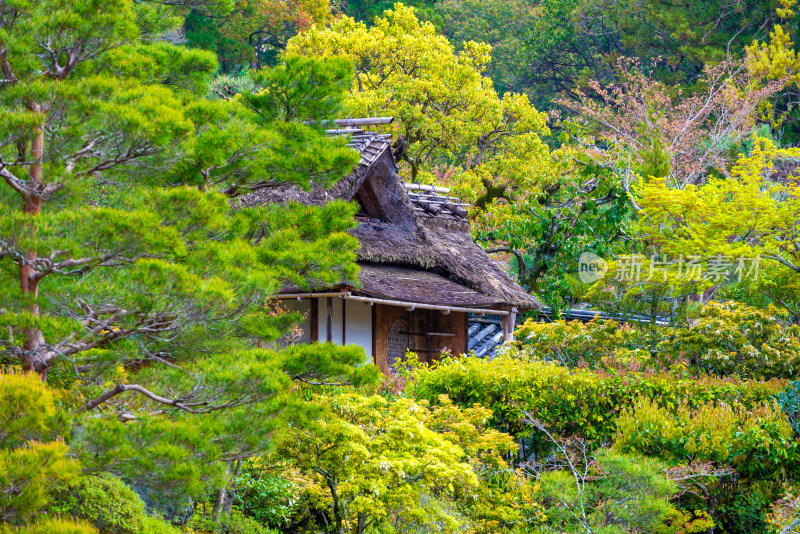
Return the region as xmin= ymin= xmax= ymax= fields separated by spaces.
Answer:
xmin=331 ymin=297 xmax=344 ymax=345
xmin=287 ymin=297 xmax=373 ymax=363
xmin=345 ymin=300 xmax=373 ymax=362
xmin=314 ymin=297 xmax=373 ymax=362
xmin=315 ymin=297 xmax=344 ymax=343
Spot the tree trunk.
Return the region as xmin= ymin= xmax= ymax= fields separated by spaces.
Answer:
xmin=355 ymin=512 xmax=368 ymax=534
xmin=327 ymin=478 xmax=347 ymax=534
xmin=222 ymin=460 xmax=241 ymax=516
xmin=211 ymin=487 xmax=226 ymax=521
xmin=20 ymin=120 xmax=47 ymax=377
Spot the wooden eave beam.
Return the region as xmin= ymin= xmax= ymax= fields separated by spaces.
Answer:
xmin=332 ymin=117 xmax=394 ymax=126
xmin=276 ymin=292 xmax=348 ymax=299
xmin=276 ymin=292 xmax=515 ymax=317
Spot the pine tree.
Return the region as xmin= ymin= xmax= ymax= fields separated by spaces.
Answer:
xmin=0 ymin=0 xmax=375 ymax=507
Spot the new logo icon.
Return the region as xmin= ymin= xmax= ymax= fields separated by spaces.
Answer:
xmin=578 ymin=252 xmax=608 ymax=283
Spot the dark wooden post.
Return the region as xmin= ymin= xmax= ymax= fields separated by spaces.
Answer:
xmin=425 ymin=308 xmax=432 ymax=363
xmin=326 ymin=297 xmax=333 ymax=342
xmin=310 ymin=298 xmax=319 ymax=342
xmin=342 ymin=298 xmax=346 ymax=345
xmin=371 ymin=303 xmax=377 ymax=364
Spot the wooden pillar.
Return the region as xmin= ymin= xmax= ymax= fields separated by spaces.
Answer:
xmin=425 ymin=308 xmax=432 ymax=362
xmin=461 ymin=311 xmax=468 ymax=356
xmin=310 ymin=298 xmax=319 ymax=342
xmin=342 ymin=298 xmax=346 ymax=345
xmin=502 ymin=307 xmax=518 ymax=342
xmin=371 ymin=303 xmax=377 ymax=364
xmin=326 ymin=297 xmax=333 ymax=342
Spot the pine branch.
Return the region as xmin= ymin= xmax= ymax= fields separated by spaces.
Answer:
xmin=75 ymin=383 xmax=244 ymax=414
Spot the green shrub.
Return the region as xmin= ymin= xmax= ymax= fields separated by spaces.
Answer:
xmin=516 ymin=302 xmax=800 ymax=380
xmin=614 ymin=398 xmax=795 ymax=531
xmin=186 ymin=506 xmax=276 ymax=534
xmin=408 ymin=353 xmax=785 ymax=447
xmin=141 ymin=516 xmax=181 ymax=534
xmin=662 ymin=302 xmax=800 ymax=379
xmin=235 ymin=470 xmax=295 ymax=528
xmin=614 ymin=397 xmax=795 ymax=476
xmin=0 ymin=371 xmax=79 ymax=523
xmin=515 ymin=316 xmax=630 ymax=368
xmin=1 ymin=518 xmax=98 ymax=534
xmin=47 ymin=474 xmax=178 ymax=534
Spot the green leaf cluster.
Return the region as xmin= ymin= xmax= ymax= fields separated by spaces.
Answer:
xmin=409 ymin=353 xmax=784 ymax=448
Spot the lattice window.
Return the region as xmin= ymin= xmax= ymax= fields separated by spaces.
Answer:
xmin=387 ymin=319 xmax=411 ymax=373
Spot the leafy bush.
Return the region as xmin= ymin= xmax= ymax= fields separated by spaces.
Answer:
xmin=0 ymin=371 xmax=79 ymax=524
xmin=186 ymin=506 xmax=277 ymax=534
xmin=47 ymin=473 xmax=179 ymax=534
xmin=408 ymin=353 xmax=785 ymax=448
xmin=515 ymin=316 xmax=634 ymax=368
xmin=614 ymin=397 xmax=795 ymax=476
xmin=516 ymin=301 xmax=800 ymax=380
xmin=655 ymin=509 xmax=714 ymax=534
xmin=235 ymin=469 xmax=295 ymax=528
xmin=0 ymin=518 xmax=98 ymax=534
xmin=662 ymin=302 xmax=800 ymax=379
xmin=141 ymin=516 xmax=180 ymax=534
xmin=614 ymin=397 xmax=796 ymax=532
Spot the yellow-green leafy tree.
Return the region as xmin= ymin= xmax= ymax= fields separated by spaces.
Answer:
xmin=278 ymin=393 xmax=478 ymax=534
xmin=286 ymin=3 xmax=554 ymax=198
xmin=277 ymin=392 xmax=544 ymax=534
xmin=746 ymin=0 xmax=800 ymax=131
xmin=0 ymin=371 xmax=92 ymax=533
xmin=286 ymin=4 xmax=638 ymax=308
xmin=636 ymin=137 xmax=800 ymax=281
xmin=287 ymin=1 xmax=556 ymax=223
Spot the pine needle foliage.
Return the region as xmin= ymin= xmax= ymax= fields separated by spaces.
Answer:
xmin=0 ymin=0 xmax=376 ymax=507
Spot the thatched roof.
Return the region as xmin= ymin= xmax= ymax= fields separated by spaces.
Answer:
xmin=241 ymin=120 xmax=541 ymax=310
xmin=353 ymin=221 xmax=539 ymax=309
xmin=238 ymin=131 xmax=395 ymax=209
xmin=345 ymin=264 xmax=498 ymax=307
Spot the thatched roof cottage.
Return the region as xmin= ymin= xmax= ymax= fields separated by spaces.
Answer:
xmin=242 ymin=117 xmax=540 ymax=374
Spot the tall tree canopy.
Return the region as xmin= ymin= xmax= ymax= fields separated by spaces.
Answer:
xmin=0 ymin=0 xmax=374 ymax=506
xmin=286 ymin=5 xmax=634 ymax=306
xmin=438 ymin=0 xmax=792 ymax=112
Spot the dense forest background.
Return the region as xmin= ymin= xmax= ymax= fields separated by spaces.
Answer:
xmin=187 ymin=0 xmax=800 ymax=311
xmin=3 ymin=1 xmax=800 ymax=534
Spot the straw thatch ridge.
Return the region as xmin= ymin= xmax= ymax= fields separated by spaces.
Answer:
xmin=240 ymin=122 xmax=542 ymax=310
xmin=348 ymin=264 xmax=499 ymax=307
xmin=354 ymin=221 xmax=540 ymax=309
xmin=237 ymin=135 xmax=394 ymax=209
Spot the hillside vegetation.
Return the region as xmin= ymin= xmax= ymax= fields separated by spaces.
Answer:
xmin=2 ymin=0 xmax=800 ymax=533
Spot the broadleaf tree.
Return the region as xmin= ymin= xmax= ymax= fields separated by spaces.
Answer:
xmin=286 ymin=4 xmax=630 ymax=308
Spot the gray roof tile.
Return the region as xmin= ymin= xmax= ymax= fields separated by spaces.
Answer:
xmin=468 ymin=319 xmax=505 ymax=359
